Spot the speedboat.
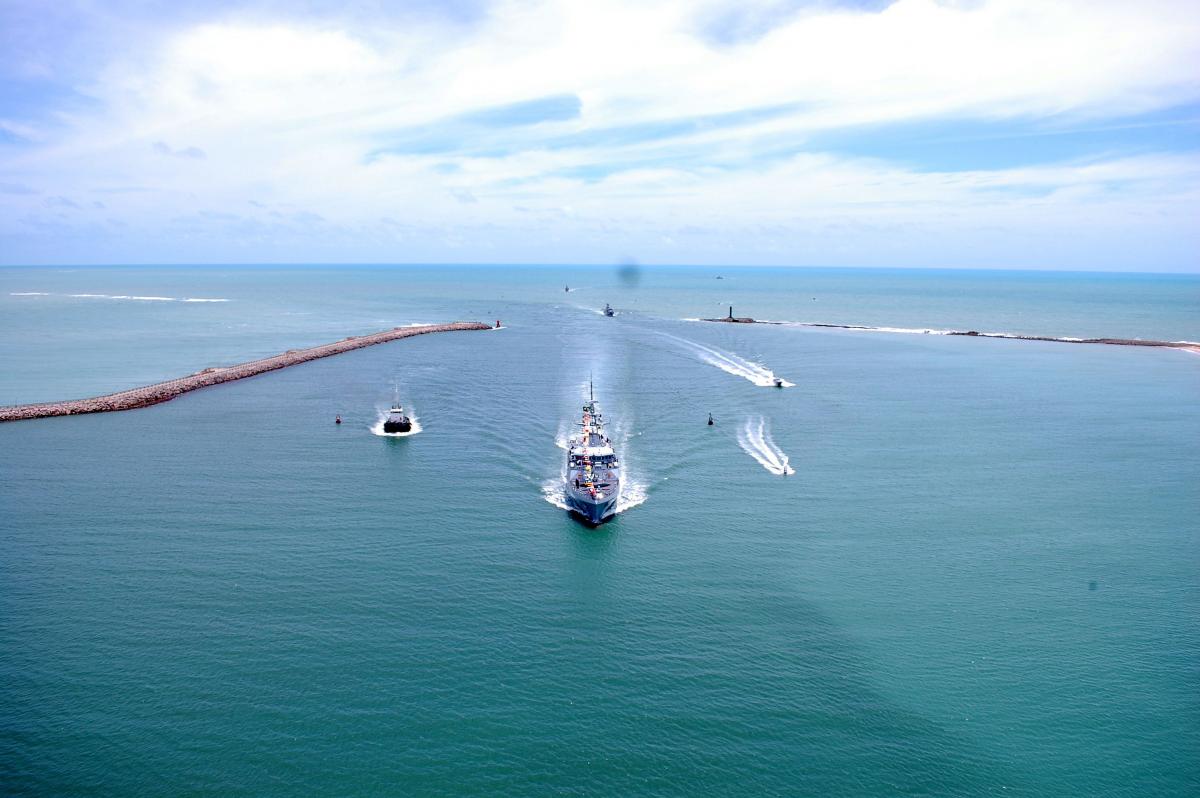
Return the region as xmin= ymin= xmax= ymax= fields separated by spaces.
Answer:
xmin=603 ymin=303 xmax=615 ymax=317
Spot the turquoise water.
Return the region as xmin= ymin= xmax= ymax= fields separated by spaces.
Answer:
xmin=2 ymin=266 xmax=1198 ymax=795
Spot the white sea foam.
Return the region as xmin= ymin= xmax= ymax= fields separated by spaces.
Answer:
xmin=9 ymin=292 xmax=50 ymax=296
xmin=369 ymin=408 xmax=423 ymax=438
xmin=541 ymin=474 xmax=648 ymax=515
xmin=569 ymin=303 xmax=607 ymax=316
xmin=771 ymin=321 xmax=955 ymax=336
xmin=737 ymin=416 xmax=795 ymax=476
xmin=541 ymin=479 xmax=572 ymax=511
xmin=660 ymin=332 xmax=793 ymax=387
xmin=615 ymin=478 xmax=648 ymax=513
xmin=554 ymin=422 xmax=572 ymax=451
xmin=36 ymin=292 xmax=232 ymax=302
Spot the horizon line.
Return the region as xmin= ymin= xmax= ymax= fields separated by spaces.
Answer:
xmin=2 ymin=261 xmax=1198 ymax=277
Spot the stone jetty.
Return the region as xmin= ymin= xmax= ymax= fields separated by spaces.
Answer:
xmin=703 ymin=305 xmax=758 ymax=323
xmin=698 ymin=315 xmax=1199 ymax=352
xmin=0 ymin=321 xmax=492 ymax=423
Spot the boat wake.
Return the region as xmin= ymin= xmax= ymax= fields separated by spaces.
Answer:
xmin=370 ymin=409 xmax=423 ymax=437
xmin=541 ymin=479 xmax=572 ymax=511
xmin=568 ymin=303 xmax=608 ymax=316
xmin=737 ymin=416 xmax=795 ymax=476
xmin=661 ymin=332 xmax=793 ymax=387
xmin=541 ymin=475 xmax=647 ymax=515
xmin=554 ymin=422 xmax=572 ymax=451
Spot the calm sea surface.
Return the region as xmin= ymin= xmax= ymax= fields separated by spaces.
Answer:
xmin=2 ymin=265 xmax=1198 ymax=795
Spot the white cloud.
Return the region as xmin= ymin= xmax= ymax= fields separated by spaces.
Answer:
xmin=1 ymin=0 xmax=1198 ymax=267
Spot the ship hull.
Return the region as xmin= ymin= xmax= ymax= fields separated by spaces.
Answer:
xmin=566 ymin=490 xmax=619 ymax=525
xmin=383 ymin=419 xmax=411 ymax=433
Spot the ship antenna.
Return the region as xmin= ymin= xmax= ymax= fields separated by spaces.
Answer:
xmin=589 ymin=376 xmax=594 ymax=403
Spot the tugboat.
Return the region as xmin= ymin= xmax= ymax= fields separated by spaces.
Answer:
xmin=383 ymin=400 xmax=412 ymax=433
xmin=565 ymin=382 xmax=621 ymax=524
xmin=603 ymin=303 xmax=615 ymax=317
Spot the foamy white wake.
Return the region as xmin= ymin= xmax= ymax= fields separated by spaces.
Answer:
xmin=8 ymin=292 xmax=230 ymax=302
xmin=541 ymin=475 xmax=648 ymax=515
xmin=369 ymin=409 xmax=423 ymax=438
xmin=569 ymin=303 xmax=607 ymax=316
xmin=660 ymin=332 xmax=793 ymax=387
xmin=737 ymin=416 xmax=795 ymax=476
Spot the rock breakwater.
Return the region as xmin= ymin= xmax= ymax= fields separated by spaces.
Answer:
xmin=0 ymin=322 xmax=491 ymax=423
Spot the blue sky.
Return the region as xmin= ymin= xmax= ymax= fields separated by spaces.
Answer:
xmin=1 ymin=0 xmax=1198 ymax=270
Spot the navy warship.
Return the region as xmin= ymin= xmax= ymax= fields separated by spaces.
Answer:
xmin=565 ymin=384 xmax=621 ymax=524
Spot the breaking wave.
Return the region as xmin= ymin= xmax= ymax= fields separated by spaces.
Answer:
xmin=737 ymin=416 xmax=795 ymax=476
xmin=660 ymin=332 xmax=793 ymax=387
xmin=9 ymin=292 xmax=229 ymax=302
xmin=742 ymin=320 xmax=1200 ymax=350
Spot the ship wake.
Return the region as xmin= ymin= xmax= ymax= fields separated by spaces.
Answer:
xmin=737 ymin=416 xmax=795 ymax=476
xmin=660 ymin=332 xmax=793 ymax=387
xmin=541 ymin=477 xmax=647 ymax=515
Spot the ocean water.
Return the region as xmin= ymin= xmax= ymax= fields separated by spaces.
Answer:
xmin=1 ymin=265 xmax=1198 ymax=795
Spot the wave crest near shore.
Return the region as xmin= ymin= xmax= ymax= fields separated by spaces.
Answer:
xmin=687 ymin=317 xmax=1200 ymax=350
xmin=10 ymin=292 xmax=230 ymax=302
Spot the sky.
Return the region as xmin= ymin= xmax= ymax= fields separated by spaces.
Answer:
xmin=1 ymin=0 xmax=1198 ymax=271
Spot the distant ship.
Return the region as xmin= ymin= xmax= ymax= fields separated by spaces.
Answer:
xmin=565 ymin=384 xmax=621 ymax=524
xmin=383 ymin=401 xmax=412 ymax=433
xmin=603 ymin=303 xmax=615 ymax=317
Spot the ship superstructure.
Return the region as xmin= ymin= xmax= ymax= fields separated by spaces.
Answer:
xmin=383 ymin=401 xmax=412 ymax=433
xmin=565 ymin=384 xmax=621 ymax=524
